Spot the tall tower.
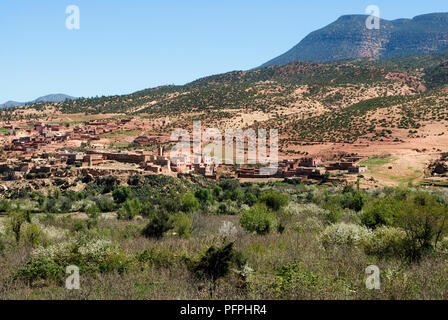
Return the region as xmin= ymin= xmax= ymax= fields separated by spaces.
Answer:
xmin=158 ymin=145 xmax=163 ymax=157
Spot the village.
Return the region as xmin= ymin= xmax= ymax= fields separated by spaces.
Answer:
xmin=0 ymin=117 xmax=368 ymax=186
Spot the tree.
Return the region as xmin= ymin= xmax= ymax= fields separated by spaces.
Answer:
xmin=194 ymin=241 xmax=236 ymax=297
xmin=118 ymin=198 xmax=142 ymax=220
xmin=395 ymin=192 xmax=448 ymax=261
xmin=240 ymin=204 xmax=277 ymax=235
xmin=181 ymin=192 xmax=200 ymax=213
xmin=142 ymin=210 xmax=173 ymax=239
xmin=361 ymin=197 xmax=398 ymax=229
xmin=86 ymin=205 xmax=101 ymax=228
xmin=259 ymin=191 xmax=289 ymax=211
xmin=195 ymin=188 xmax=213 ymax=205
xmin=112 ymin=186 xmax=131 ymax=204
xmin=9 ymin=210 xmax=31 ymax=242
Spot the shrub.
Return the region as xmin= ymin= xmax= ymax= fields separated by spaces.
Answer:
xmin=195 ymin=188 xmax=213 ymax=205
xmin=15 ymin=258 xmax=64 ymax=284
xmin=360 ymin=197 xmax=398 ymax=229
xmin=320 ymin=223 xmax=372 ymax=248
xmin=219 ymin=221 xmax=238 ymax=237
xmin=244 ymin=192 xmax=258 ymax=206
xmin=394 ymin=192 xmax=448 ymax=261
xmin=96 ymin=196 xmax=115 ymax=212
xmin=86 ymin=205 xmax=101 ymax=228
xmin=117 ymin=198 xmax=142 ymax=220
xmin=274 ymin=262 xmax=319 ymax=297
xmin=0 ymin=200 xmax=11 ymax=212
xmin=171 ymin=212 xmax=193 ymax=238
xmin=8 ymin=210 xmax=31 ymax=242
xmin=112 ymin=186 xmax=131 ymax=204
xmin=181 ymin=192 xmax=200 ymax=213
xmin=137 ymin=248 xmax=177 ymax=268
xmin=32 ymin=236 xmax=129 ymax=274
xmin=218 ymin=203 xmax=228 ymax=215
xmin=142 ymin=210 xmax=173 ymax=239
xmin=240 ymin=204 xmax=277 ymax=235
xmin=20 ymin=223 xmax=46 ymax=248
xmin=341 ymin=191 xmax=365 ymax=212
xmin=436 ymin=236 xmax=448 ymax=255
xmin=259 ymin=191 xmax=289 ymax=211
xmin=194 ymin=241 xmax=237 ymax=297
xmin=362 ymin=226 xmax=407 ymax=258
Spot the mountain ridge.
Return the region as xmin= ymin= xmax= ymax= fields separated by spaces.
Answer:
xmin=261 ymin=12 xmax=448 ymax=67
xmin=0 ymin=94 xmax=76 ymax=108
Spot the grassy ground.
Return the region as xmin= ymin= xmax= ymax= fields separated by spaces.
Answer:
xmin=360 ymin=156 xmax=423 ymax=185
xmin=101 ymin=130 xmax=141 ymax=138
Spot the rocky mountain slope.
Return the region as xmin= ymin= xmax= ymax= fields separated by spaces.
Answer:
xmin=261 ymin=13 xmax=448 ymax=67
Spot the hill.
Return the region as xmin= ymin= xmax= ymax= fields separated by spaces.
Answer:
xmin=261 ymin=13 xmax=448 ymax=67
xmin=0 ymin=94 xmax=76 ymax=108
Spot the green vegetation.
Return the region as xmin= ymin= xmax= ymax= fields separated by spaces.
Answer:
xmin=1 ymin=174 xmax=448 ymax=299
xmin=101 ymin=130 xmax=141 ymax=137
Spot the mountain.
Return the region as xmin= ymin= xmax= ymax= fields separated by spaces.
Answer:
xmin=261 ymin=12 xmax=448 ymax=67
xmin=0 ymin=94 xmax=76 ymax=108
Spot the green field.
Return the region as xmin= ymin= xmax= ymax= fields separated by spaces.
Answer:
xmin=101 ymin=130 xmax=141 ymax=137
xmin=359 ymin=155 xmax=397 ymax=167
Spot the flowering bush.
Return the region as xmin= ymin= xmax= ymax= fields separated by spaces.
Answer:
xmin=320 ymin=223 xmax=372 ymax=248
xmin=41 ymin=225 xmax=69 ymax=242
xmin=219 ymin=221 xmax=238 ymax=238
xmin=436 ymin=236 xmax=448 ymax=255
xmin=32 ymin=235 xmax=129 ymax=274
xmin=362 ymin=226 xmax=407 ymax=258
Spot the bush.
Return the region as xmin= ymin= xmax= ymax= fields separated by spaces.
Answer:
xmin=141 ymin=202 xmax=156 ymax=217
xmin=171 ymin=212 xmax=193 ymax=238
xmin=117 ymin=198 xmax=142 ymax=220
xmin=8 ymin=210 xmax=31 ymax=242
xmin=137 ymin=248 xmax=177 ymax=267
xmin=362 ymin=226 xmax=407 ymax=258
xmin=96 ymin=196 xmax=115 ymax=212
xmin=219 ymin=221 xmax=238 ymax=237
xmin=240 ymin=204 xmax=277 ymax=235
xmin=32 ymin=236 xmax=129 ymax=274
xmin=0 ymin=200 xmax=11 ymax=212
xmin=195 ymin=188 xmax=213 ymax=205
xmin=320 ymin=223 xmax=372 ymax=248
xmin=142 ymin=210 xmax=173 ymax=239
xmin=244 ymin=192 xmax=258 ymax=206
xmin=86 ymin=205 xmax=101 ymax=228
xmin=181 ymin=193 xmax=200 ymax=213
xmin=15 ymin=258 xmax=63 ymax=284
xmin=360 ymin=197 xmax=398 ymax=229
xmin=112 ymin=186 xmax=132 ymax=204
xmin=194 ymin=241 xmax=235 ymax=283
xmin=274 ymin=262 xmax=319 ymax=297
xmin=436 ymin=236 xmax=448 ymax=255
xmin=20 ymin=223 xmax=46 ymax=248
xmin=259 ymin=191 xmax=289 ymax=211
xmin=394 ymin=192 xmax=448 ymax=261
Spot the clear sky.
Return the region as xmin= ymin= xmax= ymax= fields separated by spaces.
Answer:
xmin=1 ymin=0 xmax=447 ymax=103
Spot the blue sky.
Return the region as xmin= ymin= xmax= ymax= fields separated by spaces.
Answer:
xmin=1 ymin=0 xmax=447 ymax=103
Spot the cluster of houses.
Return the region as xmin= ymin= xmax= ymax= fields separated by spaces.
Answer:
xmin=0 ymin=119 xmax=367 ymax=183
xmin=236 ymin=157 xmax=367 ymax=179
